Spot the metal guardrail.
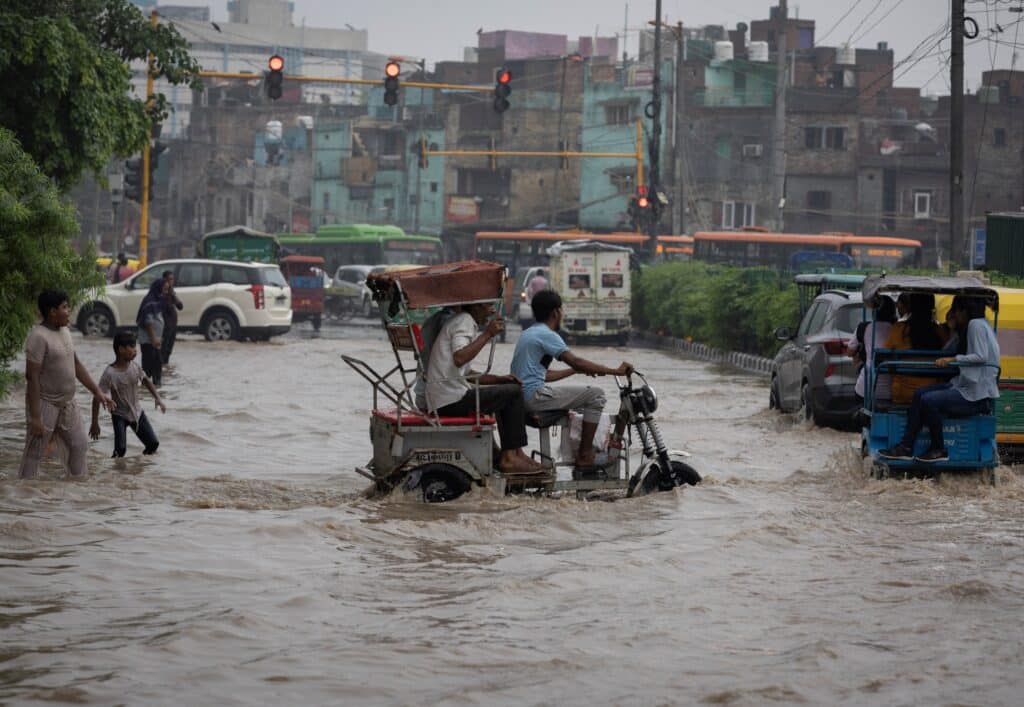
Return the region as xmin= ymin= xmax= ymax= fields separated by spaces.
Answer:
xmin=631 ymin=330 xmax=773 ymax=377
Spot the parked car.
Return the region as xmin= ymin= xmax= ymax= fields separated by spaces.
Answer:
xmin=770 ymin=290 xmax=866 ymax=426
xmin=516 ymin=266 xmax=550 ymax=327
xmin=74 ymin=259 xmax=292 ymax=342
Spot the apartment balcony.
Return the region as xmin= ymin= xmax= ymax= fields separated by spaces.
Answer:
xmin=692 ymin=88 xmax=774 ymax=108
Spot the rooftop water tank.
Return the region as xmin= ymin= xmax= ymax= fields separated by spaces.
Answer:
xmin=713 ymin=41 xmax=734 ymax=61
xmin=748 ymin=41 xmax=769 ymax=62
xmin=836 ymin=44 xmax=856 ymax=66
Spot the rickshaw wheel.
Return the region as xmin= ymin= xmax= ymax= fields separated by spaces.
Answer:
xmin=629 ymin=460 xmax=701 ymax=497
xmin=417 ymin=464 xmax=472 ymax=503
xmin=312 ymin=314 xmax=322 ymax=331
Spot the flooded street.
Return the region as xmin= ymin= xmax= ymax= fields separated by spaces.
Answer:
xmin=2 ymin=328 xmax=1023 ymax=705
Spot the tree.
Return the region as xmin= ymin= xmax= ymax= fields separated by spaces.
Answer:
xmin=0 ymin=0 xmax=202 ymax=190
xmin=0 ymin=127 xmax=102 ymax=396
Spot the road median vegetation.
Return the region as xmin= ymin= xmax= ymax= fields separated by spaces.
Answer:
xmin=632 ymin=262 xmax=800 ymax=359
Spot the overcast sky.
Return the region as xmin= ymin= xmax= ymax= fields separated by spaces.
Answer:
xmin=200 ymin=0 xmax=1023 ymax=93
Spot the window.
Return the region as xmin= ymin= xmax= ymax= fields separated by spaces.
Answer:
xmin=804 ymin=126 xmax=846 ymax=150
xmin=807 ymin=190 xmax=832 ymax=211
xmin=177 ymin=263 xmax=212 ymax=287
xmin=217 ymin=265 xmax=250 ymax=285
xmin=430 ymin=182 xmax=438 ymax=193
xmin=323 ymin=191 xmax=330 ymax=210
xmin=803 ymin=303 xmax=830 ymax=337
xmin=994 ymin=128 xmax=1007 ymax=147
xmin=716 ymin=201 xmax=756 ymax=229
xmin=798 ymin=303 xmax=822 ymax=337
xmin=131 ymin=266 xmax=164 ymax=290
xmin=605 ymin=104 xmax=632 ymax=125
xmin=609 ymin=171 xmax=633 ymax=194
xmin=913 ymin=190 xmax=932 ymax=219
xmin=258 ymin=267 xmax=288 ymax=287
xmin=715 ymin=136 xmax=732 ymax=158
xmin=733 ymin=72 xmax=747 ymax=91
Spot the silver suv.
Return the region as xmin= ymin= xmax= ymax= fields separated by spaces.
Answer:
xmin=770 ymin=290 xmax=866 ymax=425
xmin=74 ymin=259 xmax=292 ymax=342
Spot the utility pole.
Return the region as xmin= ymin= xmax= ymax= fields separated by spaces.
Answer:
xmin=139 ymin=9 xmax=157 ymax=268
xmin=550 ymin=55 xmax=569 ymax=227
xmin=672 ymin=21 xmax=686 ymax=234
xmin=413 ymin=59 xmax=426 ymax=234
xmin=770 ymin=0 xmax=788 ymax=232
xmin=647 ymin=0 xmax=664 ymax=256
xmin=950 ymin=0 xmax=965 ymax=269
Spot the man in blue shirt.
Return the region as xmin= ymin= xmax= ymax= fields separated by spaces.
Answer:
xmin=511 ymin=290 xmax=633 ymax=467
xmin=881 ymin=296 xmax=1000 ymax=462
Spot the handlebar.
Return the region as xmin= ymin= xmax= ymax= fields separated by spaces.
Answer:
xmin=614 ymin=369 xmax=646 ymax=390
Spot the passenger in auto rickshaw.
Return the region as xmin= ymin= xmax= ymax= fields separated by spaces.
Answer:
xmin=425 ymin=302 xmax=544 ymax=475
xmin=880 ymin=296 xmax=1000 ymax=462
xmin=883 ymin=293 xmax=951 ymax=405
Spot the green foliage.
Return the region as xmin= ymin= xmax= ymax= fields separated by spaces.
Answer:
xmin=633 ymin=262 xmax=800 ymax=358
xmin=0 ymin=0 xmax=201 ymax=190
xmin=0 ymin=127 xmax=102 ymax=396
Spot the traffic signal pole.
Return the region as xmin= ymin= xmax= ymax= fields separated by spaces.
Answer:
xmin=140 ymin=9 xmax=157 ymax=268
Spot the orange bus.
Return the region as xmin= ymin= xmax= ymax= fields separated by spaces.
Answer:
xmin=693 ymin=230 xmax=922 ymax=270
xmin=656 ymin=235 xmax=694 ymax=261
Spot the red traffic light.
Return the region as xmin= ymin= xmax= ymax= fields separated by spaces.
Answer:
xmin=637 ymin=185 xmax=647 ymax=197
xmin=268 ymin=54 xmax=284 ymax=72
xmin=385 ymin=61 xmax=401 ymax=78
xmin=496 ymin=68 xmax=511 ymax=84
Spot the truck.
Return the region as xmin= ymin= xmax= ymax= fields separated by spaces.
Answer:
xmin=547 ymin=240 xmax=632 ymax=345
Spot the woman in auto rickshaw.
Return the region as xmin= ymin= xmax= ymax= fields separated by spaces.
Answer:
xmin=880 ymin=295 xmax=1000 ymax=462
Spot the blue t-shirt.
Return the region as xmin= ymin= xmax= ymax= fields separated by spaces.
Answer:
xmin=511 ymin=323 xmax=569 ymax=399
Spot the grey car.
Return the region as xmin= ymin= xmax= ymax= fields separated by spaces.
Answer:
xmin=770 ymin=290 xmax=866 ymax=425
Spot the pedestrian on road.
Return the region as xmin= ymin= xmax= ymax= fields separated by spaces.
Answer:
xmin=136 ymin=279 xmax=167 ymax=386
xmin=160 ymin=270 xmax=184 ymax=365
xmin=90 ymin=331 xmax=165 ymax=457
xmin=19 ymin=290 xmax=115 ymax=479
xmin=108 ymin=253 xmax=135 ymax=284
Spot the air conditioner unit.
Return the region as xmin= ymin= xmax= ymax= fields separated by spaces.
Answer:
xmin=742 ymin=143 xmax=763 ymax=158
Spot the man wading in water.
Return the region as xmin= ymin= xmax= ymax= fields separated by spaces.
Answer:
xmin=19 ymin=290 xmax=116 ymax=479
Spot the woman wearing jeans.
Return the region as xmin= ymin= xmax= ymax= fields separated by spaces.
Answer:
xmin=881 ymin=296 xmax=1000 ymax=462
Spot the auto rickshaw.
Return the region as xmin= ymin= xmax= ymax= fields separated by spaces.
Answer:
xmin=340 ymin=259 xmax=700 ymax=502
xmin=860 ymin=274 xmax=1000 ymax=479
xmin=280 ymin=255 xmax=326 ymax=330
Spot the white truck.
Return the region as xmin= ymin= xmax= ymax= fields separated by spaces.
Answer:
xmin=547 ymin=240 xmax=632 ymax=345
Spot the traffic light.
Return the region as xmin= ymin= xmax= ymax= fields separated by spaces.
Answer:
xmin=629 ymin=185 xmax=650 ymax=231
xmin=493 ymin=67 xmax=512 ymax=113
xmin=124 ymin=158 xmax=144 ymax=203
xmin=266 ymin=54 xmax=284 ymax=100
xmin=384 ymin=61 xmax=401 ymax=106
xmin=150 ymin=141 xmax=167 ymax=190
xmin=636 ymin=185 xmax=650 ymax=210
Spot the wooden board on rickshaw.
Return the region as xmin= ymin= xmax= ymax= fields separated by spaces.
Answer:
xmin=365 ymin=260 xmax=506 ymax=309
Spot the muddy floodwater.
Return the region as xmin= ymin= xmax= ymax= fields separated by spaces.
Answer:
xmin=2 ymin=328 xmax=1023 ymax=705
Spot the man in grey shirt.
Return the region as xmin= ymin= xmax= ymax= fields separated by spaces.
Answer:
xmin=881 ymin=296 xmax=1000 ymax=463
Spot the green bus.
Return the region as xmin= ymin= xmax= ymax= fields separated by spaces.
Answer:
xmin=197 ymin=225 xmax=281 ymax=263
xmin=277 ymin=224 xmax=443 ymax=272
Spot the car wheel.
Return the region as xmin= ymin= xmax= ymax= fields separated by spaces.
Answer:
xmin=202 ymin=310 xmax=238 ymax=342
xmin=78 ymin=305 xmax=115 ymax=338
xmin=769 ymin=376 xmax=781 ymax=411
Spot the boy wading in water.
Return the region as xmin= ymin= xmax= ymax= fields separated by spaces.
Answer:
xmin=90 ymin=332 xmax=166 ymax=457
xmin=19 ymin=290 xmax=115 ymax=479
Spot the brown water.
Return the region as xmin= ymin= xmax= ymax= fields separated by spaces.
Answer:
xmin=2 ymin=329 xmax=1023 ymax=705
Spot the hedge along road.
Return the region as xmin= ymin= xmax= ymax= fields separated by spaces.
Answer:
xmin=1 ymin=329 xmax=1022 ymax=705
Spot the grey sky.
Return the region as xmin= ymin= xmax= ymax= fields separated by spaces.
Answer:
xmin=199 ymin=1 xmax=1023 ymax=93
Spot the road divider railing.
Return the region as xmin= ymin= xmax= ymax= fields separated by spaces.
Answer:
xmin=631 ymin=330 xmax=772 ymax=377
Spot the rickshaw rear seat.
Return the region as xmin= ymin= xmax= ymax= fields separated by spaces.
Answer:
xmin=372 ymin=408 xmax=496 ymax=427
xmin=385 ymin=324 xmax=425 ymax=352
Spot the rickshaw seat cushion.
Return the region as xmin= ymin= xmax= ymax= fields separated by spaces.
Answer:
xmin=372 ymin=408 xmax=496 ymax=427
xmin=525 ymin=410 xmax=569 ymax=429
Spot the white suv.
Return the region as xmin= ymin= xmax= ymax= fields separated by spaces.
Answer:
xmin=74 ymin=259 xmax=292 ymax=341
